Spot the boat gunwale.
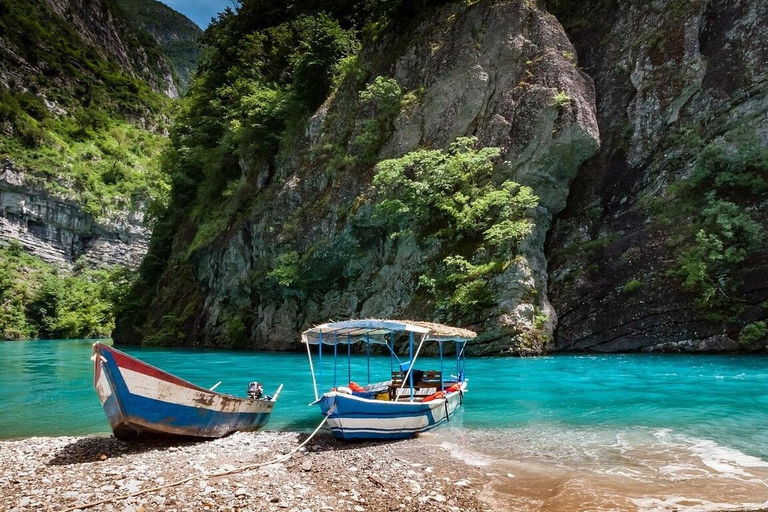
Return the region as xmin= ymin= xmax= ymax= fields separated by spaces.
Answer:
xmin=321 ymin=386 xmax=465 ymax=407
xmin=94 ymin=342 xmax=273 ymax=404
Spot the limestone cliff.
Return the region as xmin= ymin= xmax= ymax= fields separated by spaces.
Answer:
xmin=547 ymin=0 xmax=768 ymax=352
xmin=0 ymin=0 xmax=179 ymax=269
xmin=114 ymin=0 xmax=600 ymax=351
xmin=116 ymin=0 xmax=768 ymax=353
xmin=0 ymin=160 xmax=148 ymax=267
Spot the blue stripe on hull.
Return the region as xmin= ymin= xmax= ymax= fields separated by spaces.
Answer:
xmin=100 ymin=350 xmax=271 ymax=438
xmin=317 ymin=392 xmax=462 ymax=440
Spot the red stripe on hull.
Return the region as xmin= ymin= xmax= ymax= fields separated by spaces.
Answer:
xmin=98 ymin=345 xmax=203 ymax=391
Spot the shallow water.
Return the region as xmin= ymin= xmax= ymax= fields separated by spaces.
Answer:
xmin=1 ymin=339 xmax=767 ymax=510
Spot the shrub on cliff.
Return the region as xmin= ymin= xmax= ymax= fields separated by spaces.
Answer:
xmin=667 ymin=132 xmax=767 ymax=320
xmin=739 ymin=322 xmax=767 ymax=350
xmin=372 ymin=136 xmax=539 ymax=321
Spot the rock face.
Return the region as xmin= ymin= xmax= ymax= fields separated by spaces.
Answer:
xmin=117 ymin=0 xmax=768 ymax=353
xmin=546 ymin=0 xmax=768 ymax=352
xmin=115 ymin=0 xmax=600 ymax=351
xmin=0 ymin=161 xmax=148 ymax=268
xmin=41 ymin=0 xmax=178 ymax=97
xmin=114 ymin=0 xmax=203 ymax=92
xmin=0 ymin=0 xmax=178 ymax=270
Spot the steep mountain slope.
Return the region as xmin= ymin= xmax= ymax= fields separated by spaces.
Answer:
xmin=546 ymin=0 xmax=768 ymax=352
xmin=115 ymin=0 xmax=767 ymax=353
xmin=115 ymin=0 xmax=203 ymax=92
xmin=0 ymin=0 xmax=173 ymax=268
xmin=114 ymin=0 xmax=598 ymax=351
xmin=0 ymin=0 xmax=181 ymax=339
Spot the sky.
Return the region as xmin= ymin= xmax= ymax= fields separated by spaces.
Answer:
xmin=159 ymin=0 xmax=232 ymax=29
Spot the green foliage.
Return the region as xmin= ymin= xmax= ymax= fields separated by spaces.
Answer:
xmin=114 ymin=0 xmax=203 ymax=91
xmin=552 ymin=90 xmax=572 ymax=108
xmin=354 ymin=76 xmax=403 ymax=161
xmin=664 ymin=133 xmax=768 ymax=319
xmin=739 ymin=322 xmax=767 ymax=349
xmin=164 ymin=10 xmax=359 ymax=253
xmin=0 ymin=0 xmax=173 ymax=220
xmin=267 ymin=252 xmax=302 ymax=287
xmin=0 ymin=243 xmax=134 ymax=340
xmin=372 ymin=137 xmax=539 ymax=320
xmin=623 ymin=279 xmax=642 ymax=294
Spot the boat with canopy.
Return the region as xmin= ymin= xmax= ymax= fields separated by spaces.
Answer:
xmin=302 ymin=319 xmax=476 ymax=440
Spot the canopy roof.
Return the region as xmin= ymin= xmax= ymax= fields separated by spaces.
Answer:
xmin=301 ymin=319 xmax=477 ymax=345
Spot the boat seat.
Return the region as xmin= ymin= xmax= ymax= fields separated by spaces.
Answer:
xmin=389 ymin=370 xmax=443 ymax=401
xmin=391 ymin=387 xmax=437 ymax=402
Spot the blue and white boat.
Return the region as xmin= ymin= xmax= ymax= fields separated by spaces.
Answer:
xmin=92 ymin=343 xmax=281 ymax=440
xmin=302 ymin=319 xmax=475 ymax=440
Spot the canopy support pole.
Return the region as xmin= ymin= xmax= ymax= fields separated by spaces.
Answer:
xmin=318 ymin=332 xmax=323 ymax=394
xmin=306 ymin=337 xmax=318 ymax=401
xmin=439 ymin=340 xmax=444 ymax=391
xmin=396 ymin=332 xmax=427 ymax=402
xmin=389 ymin=332 xmax=394 ymax=375
xmin=409 ymin=331 xmax=414 ymax=402
xmin=456 ymin=340 xmax=459 ymax=381
xmin=333 ymin=333 xmax=338 ymax=389
xmin=347 ymin=334 xmax=351 ymax=384
xmin=366 ymin=333 xmax=371 ymax=384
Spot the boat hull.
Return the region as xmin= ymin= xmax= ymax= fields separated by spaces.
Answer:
xmin=93 ymin=343 xmax=275 ymax=440
xmin=318 ymin=384 xmax=465 ymax=440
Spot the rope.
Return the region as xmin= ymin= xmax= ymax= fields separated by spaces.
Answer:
xmin=61 ymin=408 xmax=334 ymax=512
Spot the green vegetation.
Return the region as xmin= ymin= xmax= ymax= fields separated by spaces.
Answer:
xmin=661 ymin=132 xmax=767 ymax=320
xmin=552 ymin=90 xmax=572 ymax=108
xmin=372 ymin=137 xmax=538 ymax=320
xmin=115 ymin=0 xmax=203 ymax=91
xmin=623 ymin=279 xmax=642 ymax=294
xmin=739 ymin=322 xmax=767 ymax=349
xmin=0 ymin=242 xmax=133 ymax=340
xmin=267 ymin=252 xmax=302 ymax=288
xmin=167 ymin=9 xmax=359 ymax=249
xmin=0 ymin=0 xmax=173 ymax=220
xmin=354 ymin=77 xmax=404 ymax=162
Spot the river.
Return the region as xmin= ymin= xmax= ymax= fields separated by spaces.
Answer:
xmin=2 ymin=339 xmax=767 ymax=510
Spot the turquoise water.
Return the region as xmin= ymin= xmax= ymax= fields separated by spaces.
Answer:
xmin=1 ymin=339 xmax=766 ymax=456
xmin=4 ymin=339 xmax=768 ymax=508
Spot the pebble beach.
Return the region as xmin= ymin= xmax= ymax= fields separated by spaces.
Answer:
xmin=0 ymin=432 xmax=494 ymax=512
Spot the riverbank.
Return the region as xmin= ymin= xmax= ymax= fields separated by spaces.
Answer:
xmin=0 ymin=432 xmax=492 ymax=511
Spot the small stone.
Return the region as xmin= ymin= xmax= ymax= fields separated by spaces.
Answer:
xmin=354 ymin=506 xmax=365 ymax=512
xmin=235 ymin=488 xmax=248 ymax=497
xmin=99 ymin=454 xmax=108 ymax=461
xmin=432 ymin=494 xmax=446 ymax=503
xmin=454 ymin=479 xmax=470 ymax=487
xmin=278 ymin=502 xmax=290 ymax=508
xmin=301 ymin=460 xmax=312 ymax=472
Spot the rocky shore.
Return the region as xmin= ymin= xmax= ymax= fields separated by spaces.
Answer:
xmin=0 ymin=432 xmax=493 ymax=511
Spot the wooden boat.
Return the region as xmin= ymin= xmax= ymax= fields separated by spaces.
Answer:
xmin=92 ymin=343 xmax=281 ymax=440
xmin=302 ymin=319 xmax=476 ymax=440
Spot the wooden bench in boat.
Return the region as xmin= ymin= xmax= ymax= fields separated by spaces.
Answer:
xmin=388 ymin=370 xmax=444 ymax=401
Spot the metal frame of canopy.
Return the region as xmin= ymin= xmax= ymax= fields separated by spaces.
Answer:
xmin=301 ymin=319 xmax=476 ymax=403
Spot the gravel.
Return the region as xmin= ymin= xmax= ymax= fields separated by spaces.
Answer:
xmin=0 ymin=432 xmax=491 ymax=511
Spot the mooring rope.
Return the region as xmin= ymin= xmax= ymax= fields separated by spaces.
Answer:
xmin=61 ymin=407 xmax=334 ymax=512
